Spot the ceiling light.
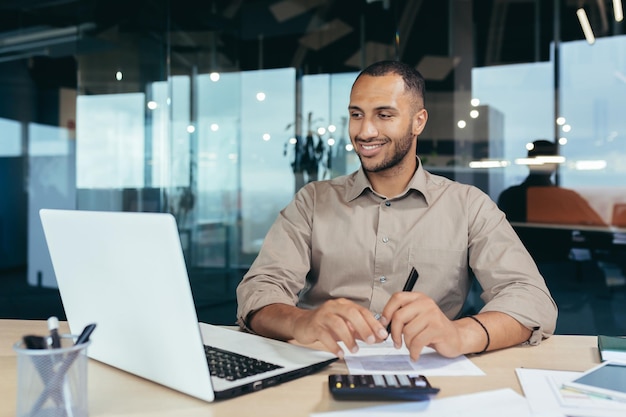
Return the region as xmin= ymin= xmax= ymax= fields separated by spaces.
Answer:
xmin=0 ymin=23 xmax=95 ymax=47
xmin=535 ymin=156 xmax=566 ymax=164
xmin=469 ymin=160 xmax=509 ymax=168
xmin=576 ymin=8 xmax=595 ymax=45
xmin=574 ymin=160 xmax=607 ymax=170
xmin=0 ymin=23 xmax=95 ymax=61
xmin=515 ymin=156 xmax=565 ymax=166
xmin=614 ymin=0 xmax=624 ymax=22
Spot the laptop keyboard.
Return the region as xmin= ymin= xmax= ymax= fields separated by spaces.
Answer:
xmin=204 ymin=345 xmax=284 ymax=381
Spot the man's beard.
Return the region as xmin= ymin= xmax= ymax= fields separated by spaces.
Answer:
xmin=357 ymin=126 xmax=415 ymax=173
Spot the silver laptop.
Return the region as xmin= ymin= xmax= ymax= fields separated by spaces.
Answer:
xmin=39 ymin=208 xmax=337 ymax=402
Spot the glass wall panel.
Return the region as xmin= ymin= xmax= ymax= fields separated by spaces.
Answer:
xmin=240 ymin=68 xmax=295 ymax=255
xmin=27 ymin=122 xmax=75 ymax=287
xmin=76 ymin=93 xmax=146 ymax=189
xmin=301 ymin=72 xmax=361 ymax=179
xmin=0 ymin=118 xmax=21 ymax=156
xmin=328 ymin=72 xmax=362 ymax=175
xmin=559 ymin=36 xmax=626 ymax=190
xmin=194 ymin=71 xmax=241 ymax=268
xmin=472 ymin=62 xmax=554 ymax=200
xmin=151 ymin=76 xmax=189 ymax=189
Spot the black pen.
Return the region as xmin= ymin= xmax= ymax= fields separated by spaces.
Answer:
xmin=75 ymin=323 xmax=97 ymax=345
xmin=402 ymin=267 xmax=419 ymax=292
xmin=387 ymin=267 xmax=419 ymax=333
xmin=23 ymin=335 xmax=48 ymax=350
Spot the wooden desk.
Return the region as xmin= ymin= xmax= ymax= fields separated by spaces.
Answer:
xmin=1 ymin=319 xmax=599 ymax=417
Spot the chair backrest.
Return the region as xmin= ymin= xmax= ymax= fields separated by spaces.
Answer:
xmin=612 ymin=203 xmax=626 ymax=227
xmin=527 ymin=186 xmax=607 ymax=226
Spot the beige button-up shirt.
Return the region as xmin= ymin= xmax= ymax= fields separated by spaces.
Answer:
xmin=236 ymin=161 xmax=557 ymax=344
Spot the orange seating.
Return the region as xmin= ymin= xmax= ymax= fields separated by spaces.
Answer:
xmin=612 ymin=203 xmax=626 ymax=227
xmin=527 ymin=187 xmax=607 ymax=226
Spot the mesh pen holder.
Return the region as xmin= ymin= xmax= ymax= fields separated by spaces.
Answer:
xmin=14 ymin=335 xmax=90 ymax=417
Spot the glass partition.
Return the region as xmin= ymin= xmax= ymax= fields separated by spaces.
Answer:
xmin=0 ymin=0 xmax=624 ymax=332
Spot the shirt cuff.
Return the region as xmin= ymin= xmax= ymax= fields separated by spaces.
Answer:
xmin=524 ymin=326 xmax=545 ymax=345
xmin=236 ymin=312 xmax=257 ymax=334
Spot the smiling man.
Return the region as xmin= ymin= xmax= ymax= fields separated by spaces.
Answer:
xmin=236 ymin=60 xmax=557 ymax=361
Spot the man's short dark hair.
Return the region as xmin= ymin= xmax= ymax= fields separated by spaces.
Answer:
xmin=354 ymin=60 xmax=426 ymax=106
xmin=528 ymin=139 xmax=557 ymax=157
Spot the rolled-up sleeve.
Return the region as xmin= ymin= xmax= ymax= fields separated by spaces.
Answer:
xmin=236 ymin=186 xmax=314 ymax=330
xmin=467 ymin=186 xmax=558 ymax=343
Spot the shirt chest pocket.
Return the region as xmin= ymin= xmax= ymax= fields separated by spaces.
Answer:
xmin=408 ymin=247 xmax=469 ymax=317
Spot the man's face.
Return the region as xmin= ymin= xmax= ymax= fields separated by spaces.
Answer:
xmin=348 ymin=74 xmax=427 ymax=174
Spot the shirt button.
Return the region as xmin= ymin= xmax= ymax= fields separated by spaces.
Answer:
xmin=382 ymin=237 xmax=389 ymax=243
xmin=385 ymin=201 xmax=391 ymax=207
xmin=379 ymin=276 xmax=387 ymax=283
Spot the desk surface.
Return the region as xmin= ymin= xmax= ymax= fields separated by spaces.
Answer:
xmin=511 ymin=221 xmax=626 ymax=234
xmin=1 ymin=319 xmax=599 ymax=417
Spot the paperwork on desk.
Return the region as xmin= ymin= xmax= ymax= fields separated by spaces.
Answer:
xmin=339 ymin=338 xmax=484 ymax=376
xmin=311 ymin=388 xmax=532 ymax=417
xmin=313 ymin=369 xmax=626 ymax=417
xmin=516 ymin=368 xmax=626 ymax=417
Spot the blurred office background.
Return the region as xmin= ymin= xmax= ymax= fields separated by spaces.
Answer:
xmin=1 ymin=0 xmax=625 ymax=335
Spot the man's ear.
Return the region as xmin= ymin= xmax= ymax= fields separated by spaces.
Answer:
xmin=412 ymin=108 xmax=428 ymax=136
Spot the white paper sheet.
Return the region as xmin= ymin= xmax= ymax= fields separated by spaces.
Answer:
xmin=339 ymin=338 xmax=484 ymax=376
xmin=601 ymin=350 xmax=626 ymax=362
xmin=310 ymin=388 xmax=531 ymax=417
xmin=516 ymin=368 xmax=626 ymax=417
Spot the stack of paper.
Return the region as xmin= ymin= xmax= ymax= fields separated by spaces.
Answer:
xmin=339 ymin=338 xmax=484 ymax=376
xmin=311 ymin=388 xmax=532 ymax=417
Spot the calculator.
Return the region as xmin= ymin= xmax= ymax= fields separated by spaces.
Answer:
xmin=328 ymin=374 xmax=440 ymax=401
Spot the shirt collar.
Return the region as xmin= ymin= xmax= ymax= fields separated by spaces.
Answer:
xmin=346 ymin=157 xmax=431 ymax=204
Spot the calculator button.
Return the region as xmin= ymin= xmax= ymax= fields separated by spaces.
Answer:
xmin=384 ymin=375 xmax=398 ymax=387
xmin=372 ymin=374 xmax=386 ymax=387
xmin=397 ymin=375 xmax=411 ymax=386
xmin=413 ymin=378 xmax=427 ymax=387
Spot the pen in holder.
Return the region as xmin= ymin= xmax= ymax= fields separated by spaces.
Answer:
xmin=14 ymin=334 xmax=91 ymax=417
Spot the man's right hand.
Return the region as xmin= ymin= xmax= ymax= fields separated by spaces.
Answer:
xmin=248 ymin=299 xmax=388 ymax=358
